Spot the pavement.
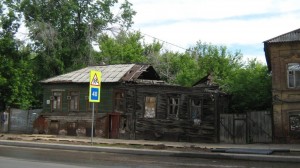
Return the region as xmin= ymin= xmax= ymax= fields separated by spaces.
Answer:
xmin=1 ymin=133 xmax=300 ymax=163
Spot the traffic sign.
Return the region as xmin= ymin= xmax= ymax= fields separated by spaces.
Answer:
xmin=89 ymin=70 xmax=101 ymax=102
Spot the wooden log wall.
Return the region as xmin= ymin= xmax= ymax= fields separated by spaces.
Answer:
xmin=117 ymin=84 xmax=221 ymax=143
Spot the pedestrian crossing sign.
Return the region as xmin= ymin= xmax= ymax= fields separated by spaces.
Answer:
xmin=89 ymin=70 xmax=101 ymax=102
xmin=91 ymin=73 xmax=100 ymax=86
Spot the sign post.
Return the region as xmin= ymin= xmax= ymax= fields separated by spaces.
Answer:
xmin=89 ymin=70 xmax=101 ymax=145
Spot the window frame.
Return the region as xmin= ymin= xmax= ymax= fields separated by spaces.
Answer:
xmin=289 ymin=112 xmax=300 ymax=133
xmin=51 ymin=91 xmax=62 ymax=112
xmin=287 ymin=63 xmax=300 ymax=88
xmin=68 ymin=91 xmax=80 ymax=112
xmin=190 ymin=98 xmax=202 ymax=119
xmin=144 ymin=96 xmax=157 ymax=119
xmin=167 ymin=96 xmax=180 ymax=118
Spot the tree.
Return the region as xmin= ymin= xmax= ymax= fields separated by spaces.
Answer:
xmin=150 ymin=51 xmax=199 ymax=85
xmin=16 ymin=0 xmax=136 ymax=79
xmin=0 ymin=2 xmax=35 ymax=110
xmin=97 ymin=30 xmax=145 ymax=64
xmin=173 ymin=53 xmax=200 ymax=86
xmin=222 ymin=59 xmax=272 ymax=112
xmin=188 ymin=41 xmax=243 ymax=85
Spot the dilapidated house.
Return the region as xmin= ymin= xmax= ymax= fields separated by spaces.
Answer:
xmin=38 ymin=64 xmax=228 ymax=143
xmin=264 ymin=28 xmax=300 ymax=143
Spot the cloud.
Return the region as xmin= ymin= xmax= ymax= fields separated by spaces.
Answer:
xmin=128 ymin=0 xmax=300 ymax=64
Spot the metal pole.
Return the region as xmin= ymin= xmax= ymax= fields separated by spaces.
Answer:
xmin=91 ymin=103 xmax=94 ymax=145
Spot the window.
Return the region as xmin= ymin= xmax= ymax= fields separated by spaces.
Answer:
xmin=114 ymin=91 xmax=125 ymax=112
xmin=290 ymin=113 xmax=300 ymax=132
xmin=144 ymin=96 xmax=156 ymax=118
xmin=51 ymin=92 xmax=62 ymax=112
xmin=190 ymin=99 xmax=202 ymax=119
xmin=168 ymin=97 xmax=180 ymax=118
xmin=287 ymin=63 xmax=300 ymax=88
xmin=69 ymin=91 xmax=79 ymax=111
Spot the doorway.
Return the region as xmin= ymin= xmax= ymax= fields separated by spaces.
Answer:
xmin=108 ymin=113 xmax=120 ymax=139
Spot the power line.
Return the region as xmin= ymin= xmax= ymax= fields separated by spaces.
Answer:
xmin=130 ymin=29 xmax=188 ymax=51
xmin=106 ymin=27 xmax=188 ymax=51
xmin=129 ymin=28 xmax=188 ymax=51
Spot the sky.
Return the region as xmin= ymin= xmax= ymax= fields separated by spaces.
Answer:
xmin=126 ymin=0 xmax=300 ymax=64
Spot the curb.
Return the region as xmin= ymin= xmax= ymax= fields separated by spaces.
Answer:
xmin=1 ymin=140 xmax=300 ymax=163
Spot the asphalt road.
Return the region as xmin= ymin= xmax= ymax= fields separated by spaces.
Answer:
xmin=0 ymin=145 xmax=300 ymax=168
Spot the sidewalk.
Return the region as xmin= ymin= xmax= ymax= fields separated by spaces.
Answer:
xmin=1 ymin=133 xmax=300 ymax=163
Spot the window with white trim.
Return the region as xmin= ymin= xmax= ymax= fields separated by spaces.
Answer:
xmin=51 ymin=92 xmax=62 ymax=112
xmin=69 ymin=91 xmax=79 ymax=111
xmin=288 ymin=63 xmax=300 ymax=88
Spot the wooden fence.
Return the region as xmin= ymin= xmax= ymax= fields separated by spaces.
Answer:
xmin=220 ymin=111 xmax=272 ymax=144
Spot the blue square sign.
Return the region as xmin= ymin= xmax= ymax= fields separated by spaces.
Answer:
xmin=90 ymin=88 xmax=99 ymax=101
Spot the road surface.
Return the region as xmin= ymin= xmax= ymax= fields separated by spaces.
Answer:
xmin=0 ymin=145 xmax=299 ymax=167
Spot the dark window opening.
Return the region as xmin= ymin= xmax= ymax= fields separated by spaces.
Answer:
xmin=168 ymin=97 xmax=180 ymax=118
xmin=191 ymin=99 xmax=202 ymax=119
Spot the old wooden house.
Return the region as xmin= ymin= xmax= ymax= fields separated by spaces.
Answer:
xmin=264 ymin=28 xmax=300 ymax=143
xmin=38 ymin=64 xmax=227 ymax=143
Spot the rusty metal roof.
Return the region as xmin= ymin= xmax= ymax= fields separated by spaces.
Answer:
xmin=264 ymin=28 xmax=300 ymax=43
xmin=40 ymin=64 xmax=161 ymax=84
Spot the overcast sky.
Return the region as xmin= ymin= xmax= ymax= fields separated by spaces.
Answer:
xmin=128 ymin=0 xmax=300 ymax=63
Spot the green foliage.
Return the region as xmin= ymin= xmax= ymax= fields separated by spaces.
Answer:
xmin=188 ymin=41 xmax=243 ymax=84
xmin=7 ymin=59 xmax=35 ymax=109
xmin=0 ymin=45 xmax=36 ymax=110
xmin=222 ymin=59 xmax=272 ymax=112
xmin=98 ymin=30 xmax=145 ymax=64
xmin=18 ymin=0 xmax=136 ymax=78
xmin=174 ymin=53 xmax=200 ymax=86
xmin=150 ymin=51 xmax=181 ymax=83
xmin=0 ymin=0 xmax=136 ymax=110
xmin=0 ymin=3 xmax=35 ymax=110
xmin=155 ymin=41 xmax=243 ymax=87
xmin=149 ymin=41 xmax=271 ymax=112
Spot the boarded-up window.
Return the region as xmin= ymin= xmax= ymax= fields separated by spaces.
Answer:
xmin=144 ymin=96 xmax=156 ymax=118
xmin=69 ymin=91 xmax=79 ymax=111
xmin=191 ymin=99 xmax=202 ymax=119
xmin=288 ymin=63 xmax=300 ymax=88
xmin=114 ymin=91 xmax=125 ymax=112
xmin=168 ymin=97 xmax=179 ymax=118
xmin=290 ymin=113 xmax=300 ymax=132
xmin=51 ymin=92 xmax=62 ymax=112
